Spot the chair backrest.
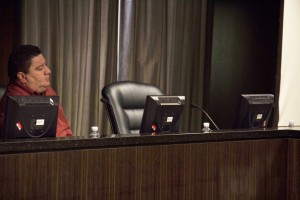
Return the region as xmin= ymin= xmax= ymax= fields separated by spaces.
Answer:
xmin=0 ymin=85 xmax=6 ymax=100
xmin=101 ymin=81 xmax=164 ymax=134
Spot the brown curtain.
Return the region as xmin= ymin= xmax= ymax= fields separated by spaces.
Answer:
xmin=20 ymin=0 xmax=208 ymax=135
xmin=118 ymin=0 xmax=208 ymax=132
xmin=21 ymin=0 xmax=118 ymax=136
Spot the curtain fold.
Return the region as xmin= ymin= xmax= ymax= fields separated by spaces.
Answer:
xmin=20 ymin=0 xmax=207 ymax=135
xmin=118 ymin=0 xmax=208 ymax=132
xmin=21 ymin=0 xmax=118 ymax=136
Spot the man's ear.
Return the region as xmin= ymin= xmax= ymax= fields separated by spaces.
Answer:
xmin=17 ymin=72 xmax=27 ymax=84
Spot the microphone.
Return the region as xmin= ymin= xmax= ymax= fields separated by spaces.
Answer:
xmin=190 ymin=103 xmax=220 ymax=130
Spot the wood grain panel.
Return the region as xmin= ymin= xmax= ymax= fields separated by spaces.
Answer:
xmin=287 ymin=139 xmax=300 ymax=199
xmin=0 ymin=139 xmax=298 ymax=199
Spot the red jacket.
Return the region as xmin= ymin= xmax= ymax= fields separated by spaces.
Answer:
xmin=0 ymin=81 xmax=73 ymax=137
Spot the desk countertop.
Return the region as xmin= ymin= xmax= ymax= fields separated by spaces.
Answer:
xmin=0 ymin=127 xmax=299 ymax=154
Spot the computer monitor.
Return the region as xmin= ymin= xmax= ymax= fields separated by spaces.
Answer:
xmin=235 ymin=94 xmax=274 ymax=129
xmin=2 ymin=96 xmax=59 ymax=139
xmin=140 ymin=95 xmax=185 ymax=134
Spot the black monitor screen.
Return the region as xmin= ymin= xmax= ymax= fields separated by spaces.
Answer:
xmin=3 ymin=96 xmax=59 ymax=139
xmin=235 ymin=94 xmax=274 ymax=129
xmin=140 ymin=95 xmax=185 ymax=134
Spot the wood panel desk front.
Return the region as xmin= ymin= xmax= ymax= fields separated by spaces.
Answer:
xmin=0 ymin=128 xmax=299 ymax=199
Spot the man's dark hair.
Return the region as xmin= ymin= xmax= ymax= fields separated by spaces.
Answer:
xmin=8 ymin=45 xmax=42 ymax=80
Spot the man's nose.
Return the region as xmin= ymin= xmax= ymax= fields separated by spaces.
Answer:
xmin=45 ymin=66 xmax=51 ymax=74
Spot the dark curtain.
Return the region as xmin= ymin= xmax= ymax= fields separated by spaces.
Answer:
xmin=118 ymin=0 xmax=208 ymax=132
xmin=20 ymin=0 xmax=208 ymax=134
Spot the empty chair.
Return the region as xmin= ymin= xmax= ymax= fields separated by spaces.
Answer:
xmin=101 ymin=81 xmax=164 ymax=134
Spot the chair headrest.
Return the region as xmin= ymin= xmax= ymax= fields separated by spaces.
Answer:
xmin=101 ymin=81 xmax=164 ymax=134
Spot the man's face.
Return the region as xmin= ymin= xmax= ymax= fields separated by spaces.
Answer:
xmin=21 ymin=54 xmax=51 ymax=93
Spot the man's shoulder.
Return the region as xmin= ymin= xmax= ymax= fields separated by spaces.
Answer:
xmin=6 ymin=81 xmax=32 ymax=96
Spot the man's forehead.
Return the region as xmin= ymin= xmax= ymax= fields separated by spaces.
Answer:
xmin=30 ymin=54 xmax=45 ymax=66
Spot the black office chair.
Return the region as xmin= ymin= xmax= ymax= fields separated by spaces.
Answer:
xmin=101 ymin=81 xmax=164 ymax=134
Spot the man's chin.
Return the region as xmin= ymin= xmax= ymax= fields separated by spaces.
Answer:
xmin=39 ymin=84 xmax=51 ymax=93
xmin=44 ymin=81 xmax=51 ymax=87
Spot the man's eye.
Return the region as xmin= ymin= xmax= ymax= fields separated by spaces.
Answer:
xmin=37 ymin=67 xmax=43 ymax=71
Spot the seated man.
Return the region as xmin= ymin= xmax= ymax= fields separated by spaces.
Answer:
xmin=0 ymin=45 xmax=73 ymax=137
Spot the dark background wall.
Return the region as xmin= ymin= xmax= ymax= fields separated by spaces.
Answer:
xmin=0 ymin=0 xmax=282 ymax=130
xmin=0 ymin=0 xmax=20 ymax=86
xmin=205 ymin=0 xmax=281 ymax=129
